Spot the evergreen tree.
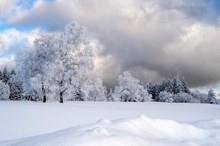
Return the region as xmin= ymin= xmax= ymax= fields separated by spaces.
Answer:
xmin=8 ymin=77 xmax=24 ymax=100
xmin=0 ymin=71 xmax=3 ymax=80
xmin=207 ymin=89 xmax=217 ymax=104
xmin=147 ymin=83 xmax=161 ymax=101
xmin=173 ymin=75 xmax=182 ymax=94
xmin=164 ymin=79 xmax=174 ymax=94
xmin=2 ymin=67 xmax=10 ymax=84
xmin=107 ymin=88 xmax=114 ymax=101
xmin=154 ymin=83 xmax=162 ymax=101
xmin=10 ymin=69 xmax=16 ymax=77
xmin=147 ymin=83 xmax=156 ymax=100
xmin=180 ymin=77 xmax=190 ymax=94
xmin=147 ymin=75 xmax=191 ymax=102
xmin=173 ymin=75 xmax=190 ymax=94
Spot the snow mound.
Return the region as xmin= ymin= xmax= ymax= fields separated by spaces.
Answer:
xmin=2 ymin=115 xmax=220 ymax=146
xmin=96 ymin=119 xmax=112 ymax=124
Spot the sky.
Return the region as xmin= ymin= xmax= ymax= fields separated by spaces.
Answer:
xmin=0 ymin=0 xmax=220 ymax=95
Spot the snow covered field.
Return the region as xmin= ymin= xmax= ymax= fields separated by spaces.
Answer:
xmin=0 ymin=101 xmax=220 ymax=146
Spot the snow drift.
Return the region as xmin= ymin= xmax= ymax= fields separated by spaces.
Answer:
xmin=2 ymin=115 xmax=220 ymax=146
xmin=0 ymin=101 xmax=220 ymax=146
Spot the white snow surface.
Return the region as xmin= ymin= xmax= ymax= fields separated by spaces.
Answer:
xmin=0 ymin=101 xmax=220 ymax=146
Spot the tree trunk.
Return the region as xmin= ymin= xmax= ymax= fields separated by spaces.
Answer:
xmin=59 ymin=88 xmax=67 ymax=103
xmin=43 ymin=95 xmax=46 ymax=103
xmin=60 ymin=91 xmax=63 ymax=103
xmin=42 ymin=82 xmax=46 ymax=103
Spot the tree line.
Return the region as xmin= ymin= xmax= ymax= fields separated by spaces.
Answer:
xmin=0 ymin=22 xmax=219 ymax=104
xmin=0 ymin=67 xmax=219 ymax=104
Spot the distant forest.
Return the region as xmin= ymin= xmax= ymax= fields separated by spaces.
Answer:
xmin=0 ymin=67 xmax=219 ymax=104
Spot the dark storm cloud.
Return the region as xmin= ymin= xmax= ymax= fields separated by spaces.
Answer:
xmin=5 ymin=0 xmax=220 ymax=87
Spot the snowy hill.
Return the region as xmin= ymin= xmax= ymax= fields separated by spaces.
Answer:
xmin=0 ymin=101 xmax=220 ymax=146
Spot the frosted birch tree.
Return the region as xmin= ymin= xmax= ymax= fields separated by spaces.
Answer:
xmin=113 ymin=71 xmax=151 ymax=102
xmin=16 ymin=22 xmax=103 ymax=103
xmin=81 ymin=75 xmax=107 ymax=101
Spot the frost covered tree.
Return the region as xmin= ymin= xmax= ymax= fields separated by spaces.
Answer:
xmin=147 ymin=75 xmax=191 ymax=101
xmin=81 ymin=76 xmax=107 ymax=101
xmin=46 ymin=22 xmax=95 ymax=103
xmin=173 ymin=92 xmax=193 ymax=103
xmin=158 ymin=91 xmax=173 ymax=103
xmin=0 ymin=68 xmax=23 ymax=100
xmin=173 ymin=75 xmax=182 ymax=94
xmin=164 ymin=79 xmax=174 ymax=94
xmin=190 ymin=90 xmax=207 ymax=103
xmin=107 ymin=88 xmax=114 ymax=101
xmin=207 ymin=89 xmax=217 ymax=104
xmin=173 ymin=75 xmax=190 ymax=94
xmin=113 ymin=71 xmax=151 ymax=102
xmin=147 ymin=83 xmax=156 ymax=100
xmin=2 ymin=67 xmax=10 ymax=84
xmin=139 ymin=85 xmax=152 ymax=102
xmin=0 ymin=80 xmax=10 ymax=100
xmin=147 ymin=83 xmax=160 ymax=101
xmin=179 ymin=76 xmax=190 ymax=94
xmin=16 ymin=33 xmax=58 ymax=102
xmin=16 ymin=22 xmax=99 ymax=103
xmin=8 ymin=73 xmax=24 ymax=100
